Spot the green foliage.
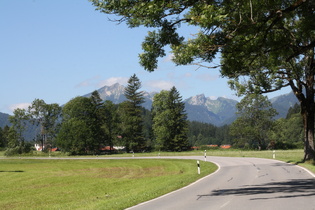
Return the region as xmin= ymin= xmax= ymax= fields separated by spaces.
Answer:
xmin=270 ymin=113 xmax=304 ymax=149
xmin=0 ymin=126 xmax=9 ymax=149
xmin=152 ymin=87 xmax=189 ymax=151
xmin=9 ymin=108 xmax=29 ymax=142
xmin=6 ymin=109 xmax=30 ymax=155
xmin=188 ymin=121 xmax=221 ymax=146
xmin=286 ymin=103 xmax=300 ymax=119
xmin=121 ymin=74 xmax=146 ymax=152
xmin=5 ymin=127 xmax=34 ymax=156
xmin=100 ymin=100 xmax=121 ymax=150
xmin=230 ymin=94 xmax=277 ymax=149
xmin=57 ymin=118 xmax=93 ymax=155
xmin=28 ymin=99 xmax=62 ymax=148
xmin=57 ymin=97 xmax=100 ymax=154
xmin=141 ymin=107 xmax=154 ymax=150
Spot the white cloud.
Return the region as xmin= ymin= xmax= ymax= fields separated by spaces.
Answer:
xmin=97 ymin=77 xmax=129 ymax=88
xmin=184 ymin=73 xmax=192 ymax=78
xmin=76 ymin=76 xmax=129 ymax=89
xmin=144 ymin=80 xmax=174 ymax=92
xmin=209 ymin=96 xmax=218 ymax=100
xmin=75 ymin=75 xmax=101 ymax=88
xmin=9 ymin=103 xmax=31 ymax=112
xmin=163 ymin=53 xmax=174 ymax=62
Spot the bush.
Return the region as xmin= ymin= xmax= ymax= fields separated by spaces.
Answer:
xmin=4 ymin=142 xmax=35 ymax=156
xmin=4 ymin=147 xmax=21 ymax=156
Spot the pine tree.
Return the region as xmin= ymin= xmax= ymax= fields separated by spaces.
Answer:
xmin=122 ymin=74 xmax=145 ymax=152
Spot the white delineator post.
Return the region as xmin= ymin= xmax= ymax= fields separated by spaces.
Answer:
xmin=204 ymin=150 xmax=207 ymax=162
xmin=273 ymin=150 xmax=276 ymax=159
xmin=197 ymin=160 xmax=200 ymax=174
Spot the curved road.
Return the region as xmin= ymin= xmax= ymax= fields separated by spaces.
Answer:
xmin=127 ymin=156 xmax=315 ymax=210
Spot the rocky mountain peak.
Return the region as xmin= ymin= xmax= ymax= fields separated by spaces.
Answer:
xmin=186 ymin=94 xmax=207 ymax=105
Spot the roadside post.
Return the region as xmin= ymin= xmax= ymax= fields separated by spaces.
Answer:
xmin=204 ymin=150 xmax=207 ymax=162
xmin=273 ymin=150 xmax=276 ymax=159
xmin=197 ymin=160 xmax=200 ymax=174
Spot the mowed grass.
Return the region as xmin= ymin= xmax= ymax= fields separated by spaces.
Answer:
xmin=0 ymin=159 xmax=217 ymax=210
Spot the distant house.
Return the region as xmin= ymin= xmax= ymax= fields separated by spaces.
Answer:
xmin=99 ymin=146 xmax=125 ymax=151
xmin=209 ymin=145 xmax=218 ymax=148
xmin=100 ymin=146 xmax=116 ymax=151
xmin=34 ymin=144 xmax=44 ymax=151
xmin=220 ymin=145 xmax=231 ymax=149
xmin=34 ymin=144 xmax=59 ymax=152
xmin=50 ymin=147 xmax=59 ymax=152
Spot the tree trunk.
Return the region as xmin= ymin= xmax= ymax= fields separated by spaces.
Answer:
xmin=300 ymin=87 xmax=315 ymax=161
xmin=292 ymin=51 xmax=315 ymax=161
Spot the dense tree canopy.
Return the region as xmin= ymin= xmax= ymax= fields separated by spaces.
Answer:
xmin=57 ymin=96 xmax=101 ymax=154
xmin=152 ymin=87 xmax=189 ymax=151
xmin=99 ymin=100 xmax=120 ymax=150
xmin=28 ymin=99 xmax=62 ymax=149
xmin=0 ymin=126 xmax=9 ymax=149
xmin=90 ymin=0 xmax=315 ymax=160
xmin=230 ymin=94 xmax=278 ymax=149
xmin=7 ymin=108 xmax=31 ymax=155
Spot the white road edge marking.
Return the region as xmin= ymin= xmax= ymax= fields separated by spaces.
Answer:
xmin=220 ymin=200 xmax=231 ymax=208
xmin=126 ymin=159 xmax=221 ymax=210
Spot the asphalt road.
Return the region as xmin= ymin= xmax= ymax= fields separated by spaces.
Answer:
xmin=127 ymin=156 xmax=315 ymax=210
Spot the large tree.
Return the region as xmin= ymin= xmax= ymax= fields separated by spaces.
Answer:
xmin=122 ymin=74 xmax=146 ymax=152
xmin=28 ymin=99 xmax=62 ymax=150
xmin=7 ymin=108 xmax=30 ymax=154
xmin=90 ymin=0 xmax=315 ymax=160
xmin=230 ymin=94 xmax=278 ymax=150
xmin=152 ymin=87 xmax=189 ymax=151
xmin=57 ymin=96 xmax=98 ymax=154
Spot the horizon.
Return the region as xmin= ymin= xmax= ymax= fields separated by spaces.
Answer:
xmin=0 ymin=82 xmax=294 ymax=116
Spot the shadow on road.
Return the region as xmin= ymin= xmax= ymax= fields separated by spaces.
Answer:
xmin=198 ymin=179 xmax=315 ymax=200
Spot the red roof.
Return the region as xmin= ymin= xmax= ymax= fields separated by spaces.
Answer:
xmin=100 ymin=146 xmax=116 ymax=151
xmin=220 ymin=145 xmax=231 ymax=149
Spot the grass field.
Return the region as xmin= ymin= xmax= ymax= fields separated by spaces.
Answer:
xmin=0 ymin=158 xmax=216 ymax=210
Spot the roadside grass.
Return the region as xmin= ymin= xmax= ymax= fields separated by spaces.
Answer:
xmin=101 ymin=149 xmax=315 ymax=175
xmin=1 ymin=149 xmax=314 ymax=174
xmin=0 ymin=159 xmax=216 ymax=210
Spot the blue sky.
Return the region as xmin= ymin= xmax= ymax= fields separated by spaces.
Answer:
xmin=0 ymin=0 xmax=291 ymax=115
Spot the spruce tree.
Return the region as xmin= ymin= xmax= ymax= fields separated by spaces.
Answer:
xmin=123 ymin=74 xmax=145 ymax=152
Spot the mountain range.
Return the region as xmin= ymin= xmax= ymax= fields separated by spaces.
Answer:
xmin=82 ymin=83 xmax=298 ymax=126
xmin=0 ymin=83 xmax=298 ymax=130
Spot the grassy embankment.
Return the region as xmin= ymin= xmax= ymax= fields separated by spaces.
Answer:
xmin=0 ymin=158 xmax=216 ymax=210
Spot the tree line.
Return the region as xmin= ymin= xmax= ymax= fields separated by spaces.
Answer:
xmin=1 ymin=75 xmax=190 ymax=155
xmin=0 ymin=76 xmax=304 ymax=155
